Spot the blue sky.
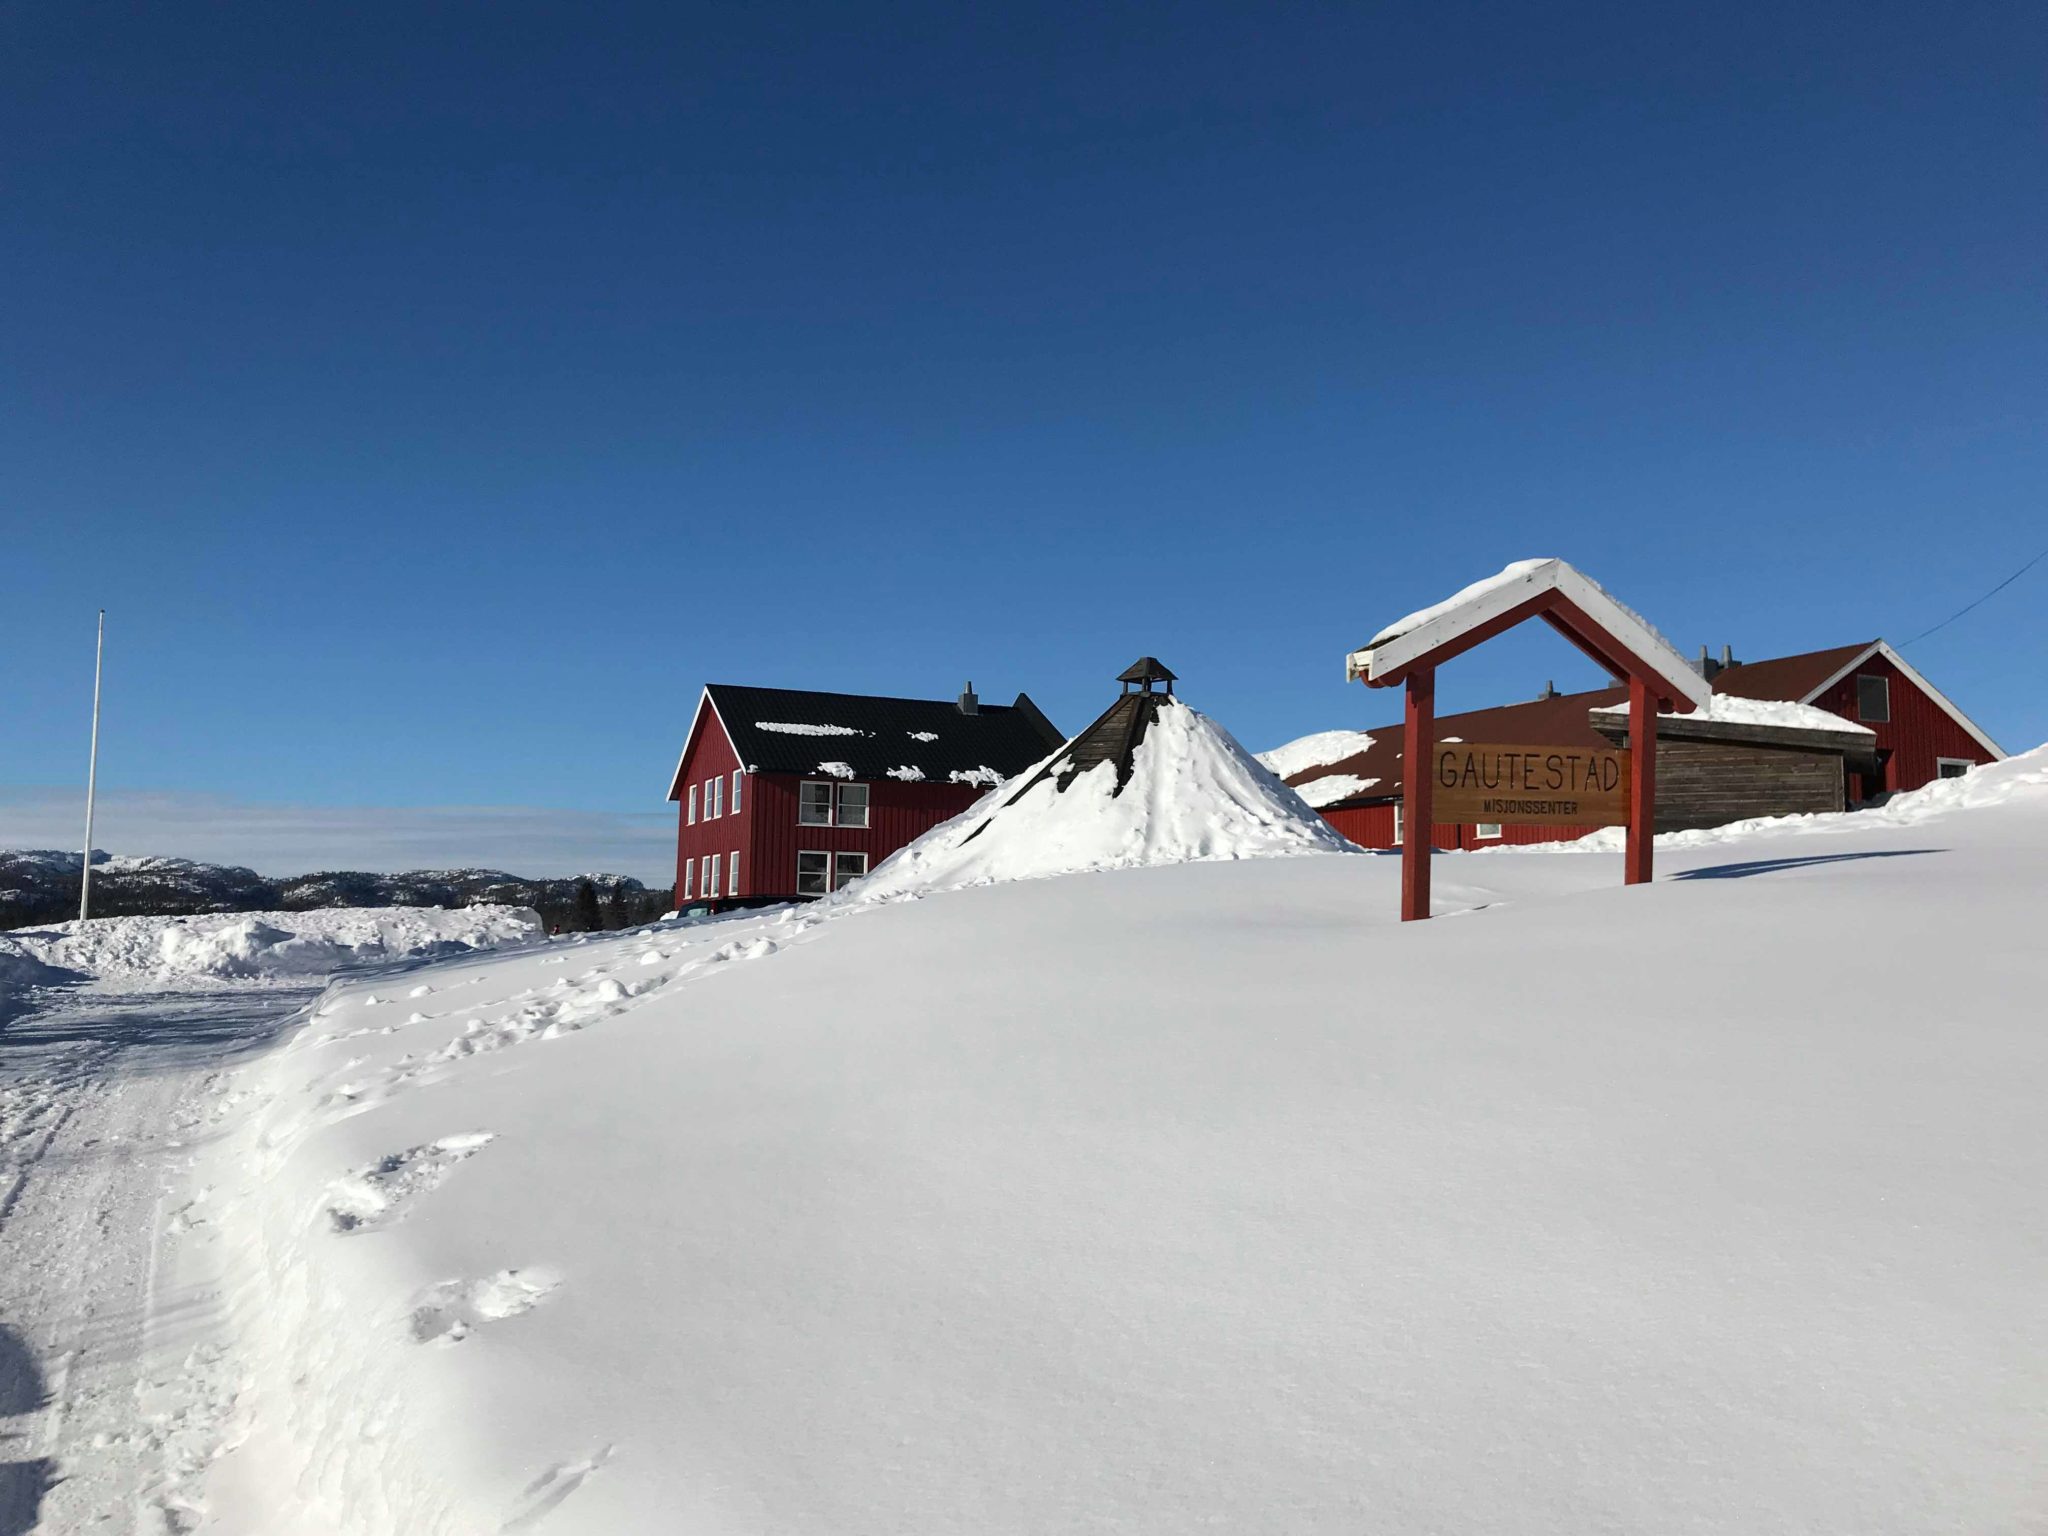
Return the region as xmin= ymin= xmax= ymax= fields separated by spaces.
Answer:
xmin=5 ymin=1 xmax=2042 ymax=879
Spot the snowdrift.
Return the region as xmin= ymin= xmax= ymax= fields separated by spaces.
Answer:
xmin=2 ymin=904 xmax=542 ymax=991
xmin=847 ymin=698 xmax=1356 ymax=902
xmin=183 ymin=745 xmax=2047 ymax=1534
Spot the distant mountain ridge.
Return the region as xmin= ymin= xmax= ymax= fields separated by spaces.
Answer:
xmin=0 ymin=850 xmax=668 ymax=933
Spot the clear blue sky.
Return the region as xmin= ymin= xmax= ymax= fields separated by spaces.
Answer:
xmin=5 ymin=1 xmax=2043 ymax=873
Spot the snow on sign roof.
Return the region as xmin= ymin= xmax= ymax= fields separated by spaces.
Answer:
xmin=1347 ymin=558 xmax=1713 ymax=713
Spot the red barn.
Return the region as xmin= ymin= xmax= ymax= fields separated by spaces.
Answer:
xmin=1280 ymin=640 xmax=2004 ymax=851
xmin=666 ymin=682 xmax=1063 ymax=909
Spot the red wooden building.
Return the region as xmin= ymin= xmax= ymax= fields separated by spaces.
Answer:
xmin=666 ymin=682 xmax=1063 ymax=909
xmin=1280 ymin=639 xmax=2003 ymax=851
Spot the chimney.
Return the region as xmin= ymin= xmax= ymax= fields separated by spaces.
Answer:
xmin=1720 ymin=643 xmax=1736 ymax=670
xmin=957 ymin=680 xmax=979 ymax=715
xmin=1537 ymin=679 xmax=1558 ymax=700
xmin=1698 ymin=644 xmax=1712 ymax=678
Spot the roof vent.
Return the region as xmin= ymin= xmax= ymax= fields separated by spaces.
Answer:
xmin=1538 ymin=679 xmax=1558 ymax=700
xmin=957 ymin=681 xmax=979 ymax=715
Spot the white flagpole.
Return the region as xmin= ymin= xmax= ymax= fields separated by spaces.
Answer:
xmin=80 ymin=609 xmax=104 ymax=924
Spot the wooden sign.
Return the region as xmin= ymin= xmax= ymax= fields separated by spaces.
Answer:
xmin=1429 ymin=741 xmax=1631 ymax=827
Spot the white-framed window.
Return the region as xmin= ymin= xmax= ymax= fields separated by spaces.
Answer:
xmin=796 ymin=849 xmax=868 ymax=896
xmin=703 ymin=853 xmax=720 ymax=900
xmin=682 ymin=859 xmax=693 ymax=900
xmin=687 ymin=784 xmax=698 ymax=824
xmin=705 ymin=776 xmax=722 ymax=819
xmin=1474 ymin=823 xmax=1503 ymax=840
xmin=1393 ymin=803 xmax=1403 ymax=846
xmin=797 ymin=850 xmax=830 ymax=896
xmin=836 ymin=782 xmax=869 ymax=828
xmin=730 ymin=848 xmax=740 ymax=894
xmin=731 ymin=770 xmax=743 ymax=813
xmin=1856 ymin=674 xmax=1891 ymax=723
xmin=799 ymin=781 xmax=834 ymax=825
xmin=1936 ymin=758 xmax=1972 ymax=780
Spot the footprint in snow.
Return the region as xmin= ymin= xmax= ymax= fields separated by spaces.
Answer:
xmin=502 ymin=1446 xmax=616 ymax=1532
xmin=325 ymin=1132 xmax=496 ymax=1233
xmin=411 ymin=1268 xmax=561 ymax=1345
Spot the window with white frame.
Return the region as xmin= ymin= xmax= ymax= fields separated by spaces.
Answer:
xmin=705 ymin=776 xmax=722 ymax=819
xmin=687 ymin=784 xmax=698 ymax=824
xmin=797 ymin=850 xmax=830 ymax=896
xmin=799 ymin=781 xmax=833 ymax=825
xmin=1856 ymin=674 xmax=1891 ymax=723
xmin=835 ymin=782 xmax=869 ymax=828
xmin=731 ymin=770 xmax=743 ymax=813
xmin=682 ymin=860 xmax=693 ymax=900
xmin=833 ymin=851 xmax=867 ymax=890
xmin=1475 ymin=823 xmax=1503 ymax=840
xmin=730 ymin=848 xmax=740 ymax=893
xmin=1393 ymin=803 xmax=1403 ymax=846
xmin=1936 ymin=758 xmax=1972 ymax=780
xmin=705 ymin=853 xmax=721 ymax=900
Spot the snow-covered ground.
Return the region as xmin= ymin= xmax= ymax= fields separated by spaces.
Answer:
xmin=7 ymin=754 xmax=2046 ymax=1533
xmin=0 ymin=905 xmax=542 ymax=1534
xmin=33 ymin=746 xmax=2016 ymax=1534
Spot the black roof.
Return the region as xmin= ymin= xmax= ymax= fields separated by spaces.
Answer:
xmin=699 ymin=684 xmax=1064 ymax=785
xmin=1117 ymin=656 xmax=1177 ymax=685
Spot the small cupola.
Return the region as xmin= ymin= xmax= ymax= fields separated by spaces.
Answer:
xmin=1116 ymin=657 xmax=1177 ymax=696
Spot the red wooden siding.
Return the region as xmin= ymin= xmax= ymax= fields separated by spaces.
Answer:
xmin=675 ymin=711 xmax=749 ymax=898
xmin=1317 ymin=802 xmax=1594 ymax=851
xmin=1805 ymin=653 xmax=1998 ymax=797
xmin=746 ymin=773 xmax=984 ymax=900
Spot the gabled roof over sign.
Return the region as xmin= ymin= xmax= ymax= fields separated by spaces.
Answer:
xmin=1347 ymin=558 xmax=1713 ymax=714
xmin=666 ymin=684 xmax=1064 ymax=799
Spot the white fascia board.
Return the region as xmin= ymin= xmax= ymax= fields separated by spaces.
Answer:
xmin=664 ymin=688 xmax=723 ymax=801
xmin=1801 ymin=642 xmax=2006 ymax=759
xmin=1347 ymin=559 xmax=1713 ymax=713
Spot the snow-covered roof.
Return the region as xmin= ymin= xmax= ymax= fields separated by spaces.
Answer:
xmin=1348 ymin=558 xmax=1712 ymax=713
xmin=1589 ymin=695 xmax=1873 ymax=735
xmin=1256 ymin=729 xmax=1377 ymax=780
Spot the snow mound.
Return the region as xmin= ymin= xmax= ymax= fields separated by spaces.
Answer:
xmin=1256 ymin=728 xmax=1376 ymax=779
xmin=3 ymin=904 xmax=543 ymax=990
xmin=848 ymin=699 xmax=1356 ymax=901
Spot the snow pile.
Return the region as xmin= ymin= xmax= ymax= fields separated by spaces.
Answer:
xmin=817 ymin=760 xmax=855 ymax=778
xmin=755 ymin=721 xmax=864 ymax=736
xmin=0 ymin=936 xmax=68 ymax=1004
xmin=4 ymin=904 xmax=542 ymax=990
xmin=848 ymin=699 xmax=1355 ymax=902
xmin=1591 ymin=694 xmax=1873 ymax=733
xmin=1255 ymin=728 xmax=1376 ymax=779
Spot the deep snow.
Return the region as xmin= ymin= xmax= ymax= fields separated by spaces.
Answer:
xmin=162 ymin=745 xmax=2048 ymax=1534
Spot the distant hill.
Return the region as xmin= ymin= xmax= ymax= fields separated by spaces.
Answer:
xmin=0 ymin=850 xmax=671 ymax=934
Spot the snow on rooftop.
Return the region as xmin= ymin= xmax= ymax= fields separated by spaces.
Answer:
xmin=817 ymin=760 xmax=856 ymax=779
xmin=1256 ymin=729 xmax=1376 ymax=780
xmin=1366 ymin=558 xmax=1556 ymax=648
xmin=886 ymin=765 xmax=926 ymax=782
xmin=1590 ymin=694 xmax=1874 ymax=734
xmin=908 ymin=731 xmax=939 ymax=742
xmin=755 ymin=721 xmax=865 ymax=736
xmin=1294 ymin=773 xmax=1382 ymax=808
xmin=847 ymin=700 xmax=1356 ymax=902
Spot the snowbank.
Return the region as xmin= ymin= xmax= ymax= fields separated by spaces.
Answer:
xmin=846 ymin=699 xmax=1356 ymax=901
xmin=1254 ymin=728 xmax=1376 ymax=779
xmin=3 ymin=904 xmax=543 ymax=990
xmin=198 ymin=762 xmax=2048 ymax=1535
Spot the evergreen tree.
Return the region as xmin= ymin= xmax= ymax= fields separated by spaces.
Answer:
xmin=573 ymin=879 xmax=602 ymax=932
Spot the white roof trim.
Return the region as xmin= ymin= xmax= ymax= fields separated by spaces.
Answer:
xmin=1347 ymin=558 xmax=1712 ymax=712
xmin=1801 ymin=641 xmax=2005 ymax=760
xmin=664 ymin=688 xmax=744 ymax=800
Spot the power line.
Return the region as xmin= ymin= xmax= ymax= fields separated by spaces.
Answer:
xmin=1901 ymin=544 xmax=2048 ymax=648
